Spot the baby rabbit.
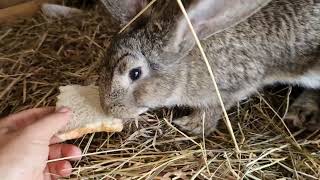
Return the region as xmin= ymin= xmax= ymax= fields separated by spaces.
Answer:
xmin=98 ymin=0 xmax=320 ymax=135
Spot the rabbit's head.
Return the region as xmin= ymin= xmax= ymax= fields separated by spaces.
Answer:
xmin=99 ymin=0 xmax=270 ymax=119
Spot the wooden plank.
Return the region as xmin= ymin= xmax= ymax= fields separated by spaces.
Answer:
xmin=0 ymin=0 xmax=32 ymax=9
xmin=0 ymin=1 xmax=41 ymax=23
xmin=0 ymin=0 xmax=68 ymax=24
xmin=0 ymin=0 xmax=58 ymax=23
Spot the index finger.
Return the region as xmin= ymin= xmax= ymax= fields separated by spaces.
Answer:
xmin=23 ymin=107 xmax=71 ymax=142
xmin=0 ymin=107 xmax=55 ymax=131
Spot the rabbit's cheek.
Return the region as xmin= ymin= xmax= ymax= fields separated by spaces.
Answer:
xmin=110 ymin=104 xmax=126 ymax=118
xmin=111 ymin=90 xmax=149 ymax=118
xmin=132 ymin=86 xmax=148 ymax=106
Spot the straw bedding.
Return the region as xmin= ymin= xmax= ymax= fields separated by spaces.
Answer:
xmin=0 ymin=2 xmax=319 ymax=179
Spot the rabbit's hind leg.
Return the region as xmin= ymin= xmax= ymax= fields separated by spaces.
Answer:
xmin=285 ymin=90 xmax=320 ymax=131
xmin=173 ymin=107 xmax=219 ymax=136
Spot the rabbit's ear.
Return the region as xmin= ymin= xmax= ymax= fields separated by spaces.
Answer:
xmin=167 ymin=0 xmax=271 ymax=53
xmin=100 ymin=0 xmax=149 ymax=25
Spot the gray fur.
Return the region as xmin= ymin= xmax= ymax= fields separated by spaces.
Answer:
xmin=99 ymin=0 xmax=320 ymax=135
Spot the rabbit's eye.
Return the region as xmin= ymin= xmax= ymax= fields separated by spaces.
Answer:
xmin=129 ymin=67 xmax=142 ymax=81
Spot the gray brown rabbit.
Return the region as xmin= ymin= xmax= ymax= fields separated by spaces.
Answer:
xmin=98 ymin=0 xmax=320 ymax=135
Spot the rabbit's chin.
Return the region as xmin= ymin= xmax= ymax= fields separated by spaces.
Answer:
xmin=113 ymin=107 xmax=149 ymax=119
xmin=137 ymin=107 xmax=149 ymax=115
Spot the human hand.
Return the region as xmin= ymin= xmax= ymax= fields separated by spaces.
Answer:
xmin=0 ymin=107 xmax=82 ymax=180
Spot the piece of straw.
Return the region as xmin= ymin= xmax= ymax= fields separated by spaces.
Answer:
xmin=117 ymin=0 xmax=157 ymax=34
xmin=176 ymin=0 xmax=240 ymax=153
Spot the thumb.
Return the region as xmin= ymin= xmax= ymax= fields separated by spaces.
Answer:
xmin=24 ymin=107 xmax=71 ymax=141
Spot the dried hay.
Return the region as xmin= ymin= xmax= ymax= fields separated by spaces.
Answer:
xmin=0 ymin=3 xmax=319 ymax=180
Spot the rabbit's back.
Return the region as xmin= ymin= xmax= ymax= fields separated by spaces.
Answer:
xmin=192 ymin=0 xmax=320 ymax=90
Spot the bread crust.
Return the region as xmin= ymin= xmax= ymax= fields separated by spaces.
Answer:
xmin=56 ymin=85 xmax=123 ymax=141
xmin=57 ymin=120 xmax=123 ymax=141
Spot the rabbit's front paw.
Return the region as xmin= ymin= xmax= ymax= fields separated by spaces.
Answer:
xmin=285 ymin=90 xmax=320 ymax=131
xmin=285 ymin=104 xmax=320 ymax=131
xmin=173 ymin=108 xmax=218 ymax=136
xmin=173 ymin=116 xmax=204 ymax=135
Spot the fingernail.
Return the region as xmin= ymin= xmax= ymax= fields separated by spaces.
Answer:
xmin=56 ymin=107 xmax=71 ymax=113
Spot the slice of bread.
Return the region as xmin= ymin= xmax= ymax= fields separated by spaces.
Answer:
xmin=56 ymin=85 xmax=123 ymax=141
